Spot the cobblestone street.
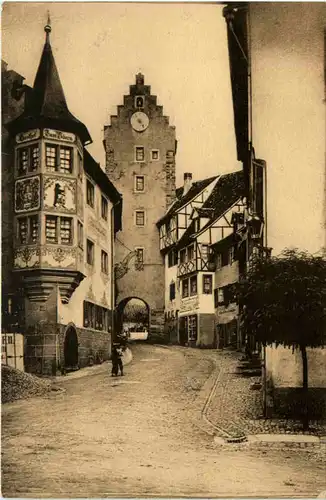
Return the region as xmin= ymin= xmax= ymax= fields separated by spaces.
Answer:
xmin=2 ymin=345 xmax=325 ymax=498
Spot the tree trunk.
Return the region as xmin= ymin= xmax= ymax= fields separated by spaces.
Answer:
xmin=300 ymin=344 xmax=309 ymax=431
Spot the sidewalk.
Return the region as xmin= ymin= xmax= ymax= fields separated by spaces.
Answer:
xmin=52 ymin=347 xmax=133 ymax=383
xmin=202 ymin=349 xmax=326 ymax=447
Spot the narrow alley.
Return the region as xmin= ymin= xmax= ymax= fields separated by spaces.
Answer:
xmin=2 ymin=345 xmax=325 ymax=498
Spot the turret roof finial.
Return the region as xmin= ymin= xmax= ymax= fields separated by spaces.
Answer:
xmin=44 ymin=11 xmax=51 ymax=44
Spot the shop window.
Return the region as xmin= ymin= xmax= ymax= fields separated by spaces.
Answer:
xmin=203 ymin=274 xmax=212 ymax=294
xmin=83 ymin=301 xmax=95 ymax=329
xmin=86 ymin=239 xmax=94 ymax=265
xmin=101 ymin=250 xmax=108 ymax=274
xmin=182 ymin=279 xmax=189 ymax=298
xmin=190 ymin=275 xmax=197 ymax=296
xmin=169 ymin=282 xmax=176 ymax=301
xmin=135 ymin=210 xmax=145 ymax=226
xmin=17 ymin=145 xmax=40 ymax=175
xmin=188 ymin=315 xmax=198 ymax=342
xmin=101 ymin=195 xmax=108 ymax=220
xmin=96 ymin=306 xmax=103 ymax=331
xmin=135 ymin=175 xmax=145 ymax=192
xmin=84 ymin=301 xmax=110 ymax=331
xmin=86 ymin=179 xmax=95 ymax=208
xmin=135 ymin=146 xmax=145 ymax=162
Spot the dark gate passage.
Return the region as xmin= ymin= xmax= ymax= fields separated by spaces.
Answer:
xmin=64 ymin=326 xmax=79 ymax=370
xmin=116 ymin=297 xmax=150 ymax=340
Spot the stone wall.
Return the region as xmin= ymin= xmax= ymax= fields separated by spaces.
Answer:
xmin=58 ymin=324 xmax=111 ymax=370
xmin=265 ymin=345 xmax=326 ymax=419
xmin=25 ymin=322 xmax=112 ymax=376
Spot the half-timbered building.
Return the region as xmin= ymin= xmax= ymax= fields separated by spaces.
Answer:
xmin=157 ymin=170 xmax=245 ymax=347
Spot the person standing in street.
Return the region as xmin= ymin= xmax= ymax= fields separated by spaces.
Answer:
xmin=111 ymin=343 xmax=124 ymax=376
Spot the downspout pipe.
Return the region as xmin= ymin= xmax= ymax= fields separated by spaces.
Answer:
xmin=110 ymin=195 xmax=122 ymax=350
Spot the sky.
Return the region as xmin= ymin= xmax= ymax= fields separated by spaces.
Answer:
xmin=2 ymin=2 xmax=241 ymax=187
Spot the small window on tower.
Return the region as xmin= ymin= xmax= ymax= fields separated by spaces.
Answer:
xmin=135 ymin=247 xmax=144 ymax=268
xmin=135 ymin=175 xmax=145 ymax=192
xmin=135 ymin=147 xmax=145 ymax=162
xmin=135 ymin=96 xmax=144 ymax=108
xmin=151 ymin=150 xmax=160 ymax=161
xmin=135 ymin=210 xmax=145 ymax=226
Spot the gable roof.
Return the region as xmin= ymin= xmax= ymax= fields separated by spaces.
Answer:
xmin=7 ymin=24 xmax=92 ymax=144
xmin=157 ymin=175 xmax=217 ymax=226
xmin=176 ymin=170 xmax=244 ymax=248
xmin=201 ymin=170 xmax=244 ymax=222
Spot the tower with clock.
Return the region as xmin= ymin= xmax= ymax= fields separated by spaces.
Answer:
xmin=103 ymin=73 xmax=177 ymax=340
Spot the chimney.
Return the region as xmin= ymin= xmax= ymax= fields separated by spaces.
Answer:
xmin=183 ymin=172 xmax=193 ymax=196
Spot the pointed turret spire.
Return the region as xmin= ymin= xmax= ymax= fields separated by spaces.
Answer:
xmin=7 ymin=17 xmax=92 ymax=144
xmin=44 ymin=11 xmax=51 ymax=45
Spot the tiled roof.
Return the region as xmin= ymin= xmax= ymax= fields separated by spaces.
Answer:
xmin=177 ymin=170 xmax=244 ymax=248
xmin=202 ymin=170 xmax=244 ymax=222
xmin=157 ymin=175 xmax=217 ymax=225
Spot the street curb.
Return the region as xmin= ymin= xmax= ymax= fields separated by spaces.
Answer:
xmin=197 ymin=353 xmax=325 ymax=448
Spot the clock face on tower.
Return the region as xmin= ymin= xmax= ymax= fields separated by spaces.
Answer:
xmin=130 ymin=111 xmax=149 ymax=132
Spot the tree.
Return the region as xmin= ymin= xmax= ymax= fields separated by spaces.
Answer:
xmin=236 ymin=248 xmax=326 ymax=429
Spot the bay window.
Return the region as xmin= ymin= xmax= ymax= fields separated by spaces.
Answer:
xmin=45 ymin=215 xmax=73 ymax=244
